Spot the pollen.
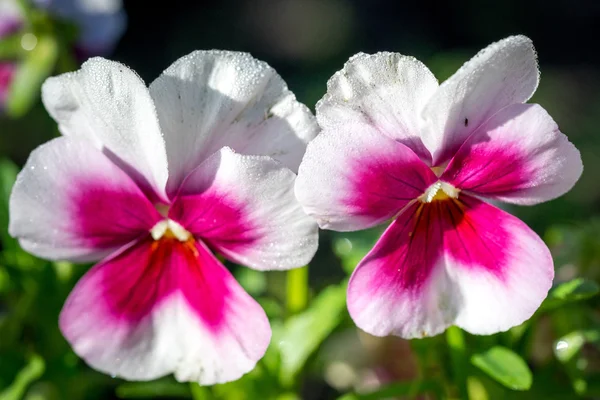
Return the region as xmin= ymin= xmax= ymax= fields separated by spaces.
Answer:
xmin=150 ymin=219 xmax=192 ymax=242
xmin=418 ymin=181 xmax=460 ymax=203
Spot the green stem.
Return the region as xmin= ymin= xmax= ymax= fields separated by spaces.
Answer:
xmin=286 ymin=265 xmax=309 ymax=314
xmin=446 ymin=326 xmax=469 ymax=399
xmin=189 ymin=382 xmax=211 ymax=399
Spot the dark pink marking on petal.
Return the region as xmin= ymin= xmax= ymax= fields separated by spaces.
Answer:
xmin=169 ymin=191 xmax=260 ymax=257
xmin=348 ymin=194 xmax=550 ymax=338
xmin=354 ymin=194 xmax=511 ymax=295
xmin=72 ymin=179 xmax=162 ymax=250
xmin=441 ymin=141 xmax=531 ymax=196
xmin=345 ymin=145 xmax=437 ymax=224
xmin=97 ymin=236 xmax=232 ymax=330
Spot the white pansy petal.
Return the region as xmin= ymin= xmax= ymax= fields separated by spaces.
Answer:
xmin=170 ymin=147 xmax=318 ymax=271
xmin=149 ymin=50 xmax=318 ymax=194
xmin=317 ymin=52 xmax=438 ymax=163
xmin=422 ymin=35 xmax=539 ymax=165
xmin=41 ymin=58 xmax=168 ymax=199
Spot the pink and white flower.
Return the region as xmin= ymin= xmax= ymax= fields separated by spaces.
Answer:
xmin=295 ymin=36 xmax=583 ymax=338
xmin=9 ymin=51 xmax=318 ymax=383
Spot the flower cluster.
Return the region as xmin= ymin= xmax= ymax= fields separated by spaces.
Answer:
xmin=9 ymin=36 xmax=582 ymax=384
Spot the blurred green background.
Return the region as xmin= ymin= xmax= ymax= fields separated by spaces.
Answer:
xmin=1 ymin=0 xmax=600 ymax=399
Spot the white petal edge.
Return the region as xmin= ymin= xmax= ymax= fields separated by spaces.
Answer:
xmin=316 ymin=52 xmax=438 ymax=164
xmin=41 ymin=57 xmax=169 ymax=199
xmin=421 ymin=35 xmax=540 ymax=165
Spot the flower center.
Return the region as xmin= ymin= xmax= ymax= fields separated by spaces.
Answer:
xmin=418 ymin=181 xmax=460 ymax=203
xmin=150 ymin=219 xmax=192 ymax=242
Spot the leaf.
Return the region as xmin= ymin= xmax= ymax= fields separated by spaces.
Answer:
xmin=541 ymin=278 xmax=599 ymax=311
xmin=471 ymin=346 xmax=532 ymax=391
xmin=331 ymin=229 xmax=381 ymax=274
xmin=0 ymin=354 xmax=45 ymax=400
xmin=6 ymin=34 xmax=58 ymax=117
xmin=0 ymin=159 xmax=19 ymax=250
xmin=278 ymin=282 xmax=347 ymax=383
xmin=554 ymin=330 xmax=600 ymax=363
xmin=116 ymin=380 xmax=191 ymax=398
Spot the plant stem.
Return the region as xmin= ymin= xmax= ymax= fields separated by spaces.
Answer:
xmin=446 ymin=325 xmax=469 ymax=399
xmin=286 ymin=265 xmax=309 ymax=315
xmin=189 ymin=382 xmax=211 ymax=399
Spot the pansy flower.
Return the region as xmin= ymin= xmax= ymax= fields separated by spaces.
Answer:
xmin=9 ymin=51 xmax=318 ymax=383
xmin=295 ymin=36 xmax=583 ymax=338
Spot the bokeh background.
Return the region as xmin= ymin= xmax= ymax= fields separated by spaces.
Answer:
xmin=1 ymin=1 xmax=600 ymax=399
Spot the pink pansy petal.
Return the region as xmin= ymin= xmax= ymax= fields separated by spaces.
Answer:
xmin=421 ymin=35 xmax=539 ymax=166
xmin=170 ymin=147 xmax=318 ymax=271
xmin=148 ymin=50 xmax=318 ymax=195
xmin=59 ymin=237 xmax=270 ymax=384
xmin=295 ymin=127 xmax=437 ymax=231
xmin=0 ymin=62 xmax=17 ymax=108
xmin=441 ymin=104 xmax=583 ymax=205
xmin=316 ymin=52 xmax=438 ymax=164
xmin=9 ymin=137 xmax=160 ymax=262
xmin=347 ymin=195 xmax=553 ymax=339
xmin=41 ymin=58 xmax=168 ymax=200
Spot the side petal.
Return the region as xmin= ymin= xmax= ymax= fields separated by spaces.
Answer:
xmin=9 ymin=137 xmax=160 ymax=262
xmin=295 ymin=127 xmax=437 ymax=231
xmin=441 ymin=104 xmax=582 ymax=205
xmin=41 ymin=58 xmax=168 ymax=199
xmin=347 ymin=195 xmax=553 ymax=338
xmin=422 ymin=35 xmax=539 ymax=165
xmin=317 ymin=52 xmax=438 ymax=163
xmin=170 ymin=147 xmax=318 ymax=271
xmin=59 ymin=238 xmax=270 ymax=384
xmin=148 ymin=50 xmax=318 ymax=195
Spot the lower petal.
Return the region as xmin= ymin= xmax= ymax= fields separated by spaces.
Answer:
xmin=347 ymin=195 xmax=553 ymax=338
xmin=59 ymin=237 xmax=270 ymax=384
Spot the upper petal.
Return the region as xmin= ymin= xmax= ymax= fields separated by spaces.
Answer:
xmin=295 ymin=126 xmax=437 ymax=231
xmin=441 ymin=104 xmax=583 ymax=205
xmin=316 ymin=52 xmax=438 ymax=164
xmin=9 ymin=137 xmax=161 ymax=262
xmin=347 ymin=195 xmax=553 ymax=338
xmin=41 ymin=58 xmax=168 ymax=200
xmin=170 ymin=147 xmax=318 ymax=271
xmin=148 ymin=50 xmax=318 ymax=195
xmin=59 ymin=237 xmax=270 ymax=384
xmin=422 ymin=35 xmax=539 ymax=165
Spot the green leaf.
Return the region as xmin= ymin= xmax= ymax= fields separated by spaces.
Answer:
xmin=542 ymin=278 xmax=599 ymax=311
xmin=471 ymin=346 xmax=532 ymax=391
xmin=6 ymin=34 xmax=58 ymax=117
xmin=0 ymin=354 xmax=45 ymax=400
xmin=116 ymin=380 xmax=191 ymax=398
xmin=0 ymin=159 xmax=19 ymax=250
xmin=554 ymin=330 xmax=600 ymax=363
xmin=332 ymin=229 xmax=381 ymax=274
xmin=0 ymin=34 xmax=25 ymax=59
xmin=278 ymin=282 xmax=347 ymax=383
